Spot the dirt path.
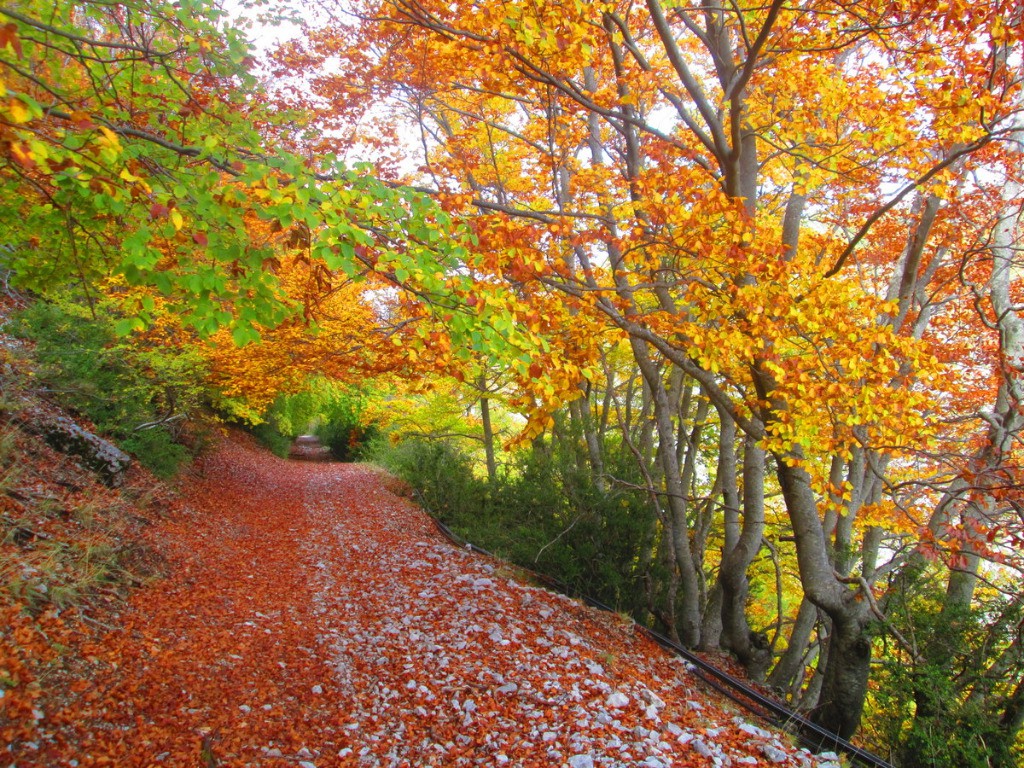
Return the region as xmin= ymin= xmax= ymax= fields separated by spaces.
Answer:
xmin=23 ymin=434 xmax=834 ymax=767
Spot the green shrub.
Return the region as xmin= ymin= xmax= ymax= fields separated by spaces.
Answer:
xmin=249 ymin=421 xmax=293 ymax=458
xmin=120 ymin=428 xmax=190 ymax=479
xmin=255 ymin=379 xmax=379 ymax=462
xmin=314 ymin=388 xmax=373 ymax=461
xmin=10 ymin=297 xmax=207 ymax=477
xmin=869 ymin=580 xmax=1024 ymax=768
xmin=368 ymin=433 xmax=659 ymax=622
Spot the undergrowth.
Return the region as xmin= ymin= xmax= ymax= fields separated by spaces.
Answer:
xmin=9 ymin=297 xmax=208 ymax=478
xmin=0 ymin=324 xmax=176 ymax=747
xmin=367 ymin=436 xmax=660 ymax=623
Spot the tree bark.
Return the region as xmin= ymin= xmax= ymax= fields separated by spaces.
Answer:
xmin=775 ymin=454 xmax=872 ymax=739
xmin=633 ymin=336 xmax=703 ymax=646
xmin=479 ymin=386 xmax=497 ymax=483
xmin=718 ymin=429 xmax=770 ymax=679
xmin=768 ymin=596 xmax=818 ymax=693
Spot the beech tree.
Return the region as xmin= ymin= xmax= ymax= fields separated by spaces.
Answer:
xmin=278 ymin=0 xmax=1024 ymax=741
xmin=0 ymin=0 xmax=484 ymax=345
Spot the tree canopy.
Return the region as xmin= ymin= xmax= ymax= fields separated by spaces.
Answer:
xmin=2 ymin=0 xmax=1023 ymax=763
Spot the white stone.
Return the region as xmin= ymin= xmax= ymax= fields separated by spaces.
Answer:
xmin=693 ymin=738 xmax=715 ymax=758
xmin=640 ymin=689 xmax=666 ymax=710
xmin=567 ymin=756 xmax=594 ymax=768
xmin=760 ymin=744 xmax=790 ymax=763
xmin=738 ymin=722 xmax=771 ymax=739
xmin=606 ymin=692 xmax=630 ymax=708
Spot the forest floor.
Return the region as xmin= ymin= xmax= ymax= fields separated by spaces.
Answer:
xmin=2 ymin=427 xmax=843 ymax=768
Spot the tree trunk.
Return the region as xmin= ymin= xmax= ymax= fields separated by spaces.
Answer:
xmin=700 ymin=582 xmax=724 ymax=650
xmin=812 ymin=615 xmax=872 ymax=742
xmin=568 ymin=397 xmax=605 ymax=492
xmin=633 ymin=336 xmax=703 ymax=646
xmin=479 ymin=389 xmax=497 ymax=483
xmin=719 ymin=435 xmax=770 ymax=679
xmin=775 ymin=453 xmax=873 ymax=739
xmin=768 ymin=596 xmax=819 ymax=693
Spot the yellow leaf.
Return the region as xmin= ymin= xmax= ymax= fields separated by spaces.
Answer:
xmin=8 ymin=97 xmax=29 ymax=124
xmin=119 ymin=167 xmax=152 ymax=193
xmin=170 ymin=209 xmax=184 ymax=231
xmin=98 ymin=126 xmax=121 ymax=148
xmin=10 ymin=141 xmax=33 ymax=167
xmin=119 ymin=167 xmax=143 ymax=183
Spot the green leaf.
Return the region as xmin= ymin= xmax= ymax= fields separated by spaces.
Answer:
xmin=114 ymin=317 xmax=145 ymax=336
xmin=232 ymin=323 xmax=259 ymax=347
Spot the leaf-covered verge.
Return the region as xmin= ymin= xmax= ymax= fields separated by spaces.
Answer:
xmin=0 ymin=296 xmax=181 ymax=751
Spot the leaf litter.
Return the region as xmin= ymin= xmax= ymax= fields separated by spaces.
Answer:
xmin=7 ymin=432 xmax=843 ymax=767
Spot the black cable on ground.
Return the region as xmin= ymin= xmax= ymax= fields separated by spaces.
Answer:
xmin=418 ymin=494 xmax=893 ymax=768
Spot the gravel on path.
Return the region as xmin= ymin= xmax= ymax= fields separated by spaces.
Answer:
xmin=25 ymin=433 xmax=841 ymax=768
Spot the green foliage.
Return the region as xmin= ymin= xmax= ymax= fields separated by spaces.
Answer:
xmin=263 ymin=390 xmax=318 ymax=440
xmin=10 ymin=297 xmax=207 ymax=477
xmin=371 ymin=437 xmax=490 ymax=519
xmin=119 ymin=429 xmax=190 ymax=480
xmin=369 ymin=433 xmax=659 ymax=621
xmin=2 ymin=0 xmax=492 ymax=348
xmin=256 ymin=379 xmax=379 ymax=461
xmin=249 ymin=421 xmax=293 ymax=459
xmin=867 ymin=579 xmax=1024 ymax=768
xmin=0 ymin=0 xmax=290 ymax=333
xmin=314 ymin=389 xmax=379 ymax=462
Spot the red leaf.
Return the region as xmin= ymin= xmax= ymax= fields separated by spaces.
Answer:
xmin=69 ymin=110 xmax=95 ymax=130
xmin=192 ymin=231 xmax=209 ymax=247
xmin=150 ymin=203 xmax=169 ymax=220
xmin=0 ymin=23 xmax=22 ymax=59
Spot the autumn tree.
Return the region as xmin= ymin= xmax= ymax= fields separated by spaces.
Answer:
xmin=0 ymin=0 xmax=490 ymax=347
xmin=278 ymin=0 xmax=1024 ymax=743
